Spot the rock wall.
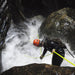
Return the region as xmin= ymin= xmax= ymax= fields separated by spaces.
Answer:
xmin=0 ymin=0 xmax=11 ymax=73
xmin=7 ymin=0 xmax=75 ymax=22
xmin=40 ymin=8 xmax=75 ymax=52
xmin=1 ymin=64 xmax=75 ymax=75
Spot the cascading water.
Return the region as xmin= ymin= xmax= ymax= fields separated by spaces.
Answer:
xmin=1 ymin=15 xmax=75 ymax=72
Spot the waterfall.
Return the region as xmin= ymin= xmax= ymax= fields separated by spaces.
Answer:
xmin=1 ymin=15 xmax=75 ymax=72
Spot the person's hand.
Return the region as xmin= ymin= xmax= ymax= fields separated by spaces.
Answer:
xmin=52 ymin=49 xmax=55 ymax=53
xmin=40 ymin=55 xmax=44 ymax=59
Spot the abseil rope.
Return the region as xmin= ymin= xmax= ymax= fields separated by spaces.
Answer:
xmin=53 ymin=51 xmax=75 ymax=66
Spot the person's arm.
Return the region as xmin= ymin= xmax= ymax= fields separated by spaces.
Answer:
xmin=40 ymin=48 xmax=47 ymax=59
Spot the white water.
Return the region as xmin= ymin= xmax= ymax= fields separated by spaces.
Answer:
xmin=1 ymin=15 xmax=75 ymax=72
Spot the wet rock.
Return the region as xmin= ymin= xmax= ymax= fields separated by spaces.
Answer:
xmin=23 ymin=0 xmax=75 ymax=17
xmin=1 ymin=64 xmax=75 ymax=75
xmin=40 ymin=8 xmax=75 ymax=52
xmin=7 ymin=0 xmax=75 ymax=20
xmin=7 ymin=0 xmax=26 ymax=24
xmin=19 ymin=0 xmax=75 ymax=17
xmin=0 ymin=0 xmax=11 ymax=50
xmin=0 ymin=0 xmax=11 ymax=73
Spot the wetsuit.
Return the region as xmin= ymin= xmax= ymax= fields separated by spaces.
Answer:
xmin=42 ymin=38 xmax=66 ymax=66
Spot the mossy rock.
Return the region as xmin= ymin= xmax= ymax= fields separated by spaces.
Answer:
xmin=40 ymin=8 xmax=75 ymax=51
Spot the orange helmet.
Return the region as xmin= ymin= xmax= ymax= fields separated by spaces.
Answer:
xmin=33 ymin=39 xmax=40 ymax=46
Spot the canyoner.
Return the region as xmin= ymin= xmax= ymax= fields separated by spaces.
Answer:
xmin=33 ymin=37 xmax=75 ymax=66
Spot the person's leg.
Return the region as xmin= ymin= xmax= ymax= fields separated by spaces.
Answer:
xmin=52 ymin=48 xmax=65 ymax=66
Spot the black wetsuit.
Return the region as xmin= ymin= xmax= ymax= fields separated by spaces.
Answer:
xmin=42 ymin=38 xmax=66 ymax=66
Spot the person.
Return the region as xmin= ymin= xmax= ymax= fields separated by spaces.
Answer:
xmin=33 ymin=38 xmax=66 ymax=66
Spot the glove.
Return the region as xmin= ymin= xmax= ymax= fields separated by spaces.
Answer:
xmin=40 ymin=55 xmax=44 ymax=59
xmin=52 ymin=49 xmax=55 ymax=53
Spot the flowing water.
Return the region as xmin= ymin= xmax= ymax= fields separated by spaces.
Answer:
xmin=1 ymin=15 xmax=75 ymax=72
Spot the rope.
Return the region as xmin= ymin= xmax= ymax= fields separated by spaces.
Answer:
xmin=53 ymin=51 xmax=75 ymax=66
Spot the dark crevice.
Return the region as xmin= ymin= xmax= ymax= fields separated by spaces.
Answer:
xmin=7 ymin=0 xmax=75 ymax=23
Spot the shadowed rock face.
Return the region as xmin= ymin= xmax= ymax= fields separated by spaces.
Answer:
xmin=40 ymin=8 xmax=75 ymax=52
xmin=7 ymin=0 xmax=75 ymax=23
xmin=1 ymin=64 xmax=75 ymax=75
xmin=17 ymin=0 xmax=75 ymax=17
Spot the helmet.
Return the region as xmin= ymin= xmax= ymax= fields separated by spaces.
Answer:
xmin=33 ymin=39 xmax=40 ymax=46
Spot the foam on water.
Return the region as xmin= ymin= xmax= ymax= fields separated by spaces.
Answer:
xmin=1 ymin=15 xmax=75 ymax=72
